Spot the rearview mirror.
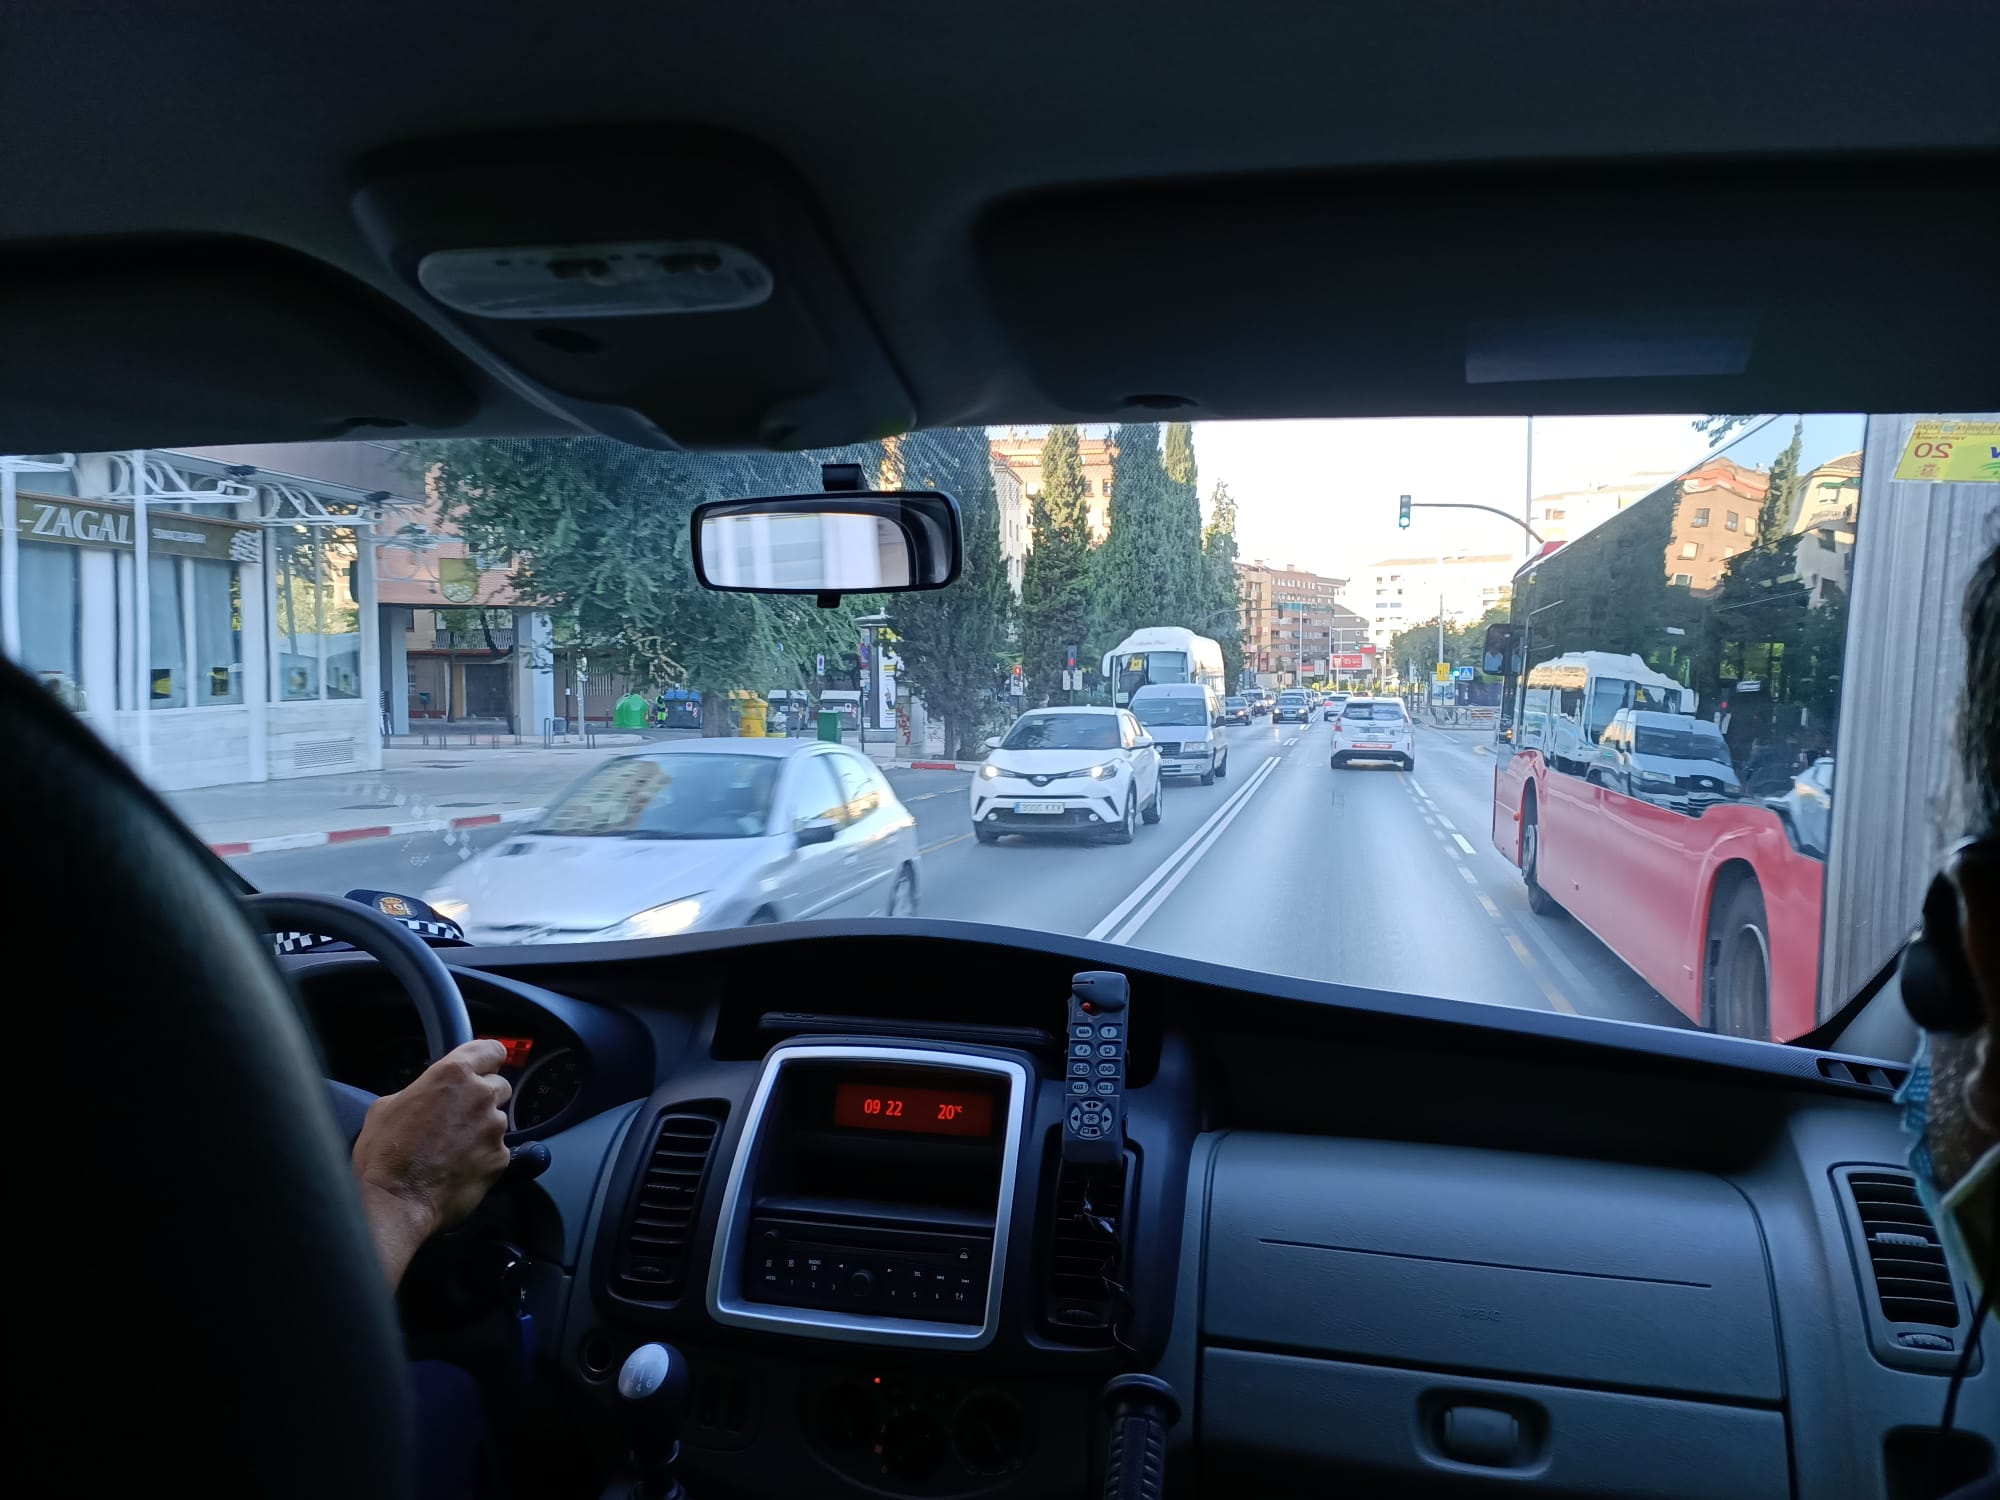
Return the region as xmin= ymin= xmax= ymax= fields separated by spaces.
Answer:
xmin=984 ymin=736 xmax=1003 ymax=750
xmin=795 ymin=818 xmax=840 ymax=847
xmin=692 ymin=490 xmax=961 ymax=595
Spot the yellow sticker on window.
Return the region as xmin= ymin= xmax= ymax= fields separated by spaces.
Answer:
xmin=1893 ymin=420 xmax=2000 ymax=484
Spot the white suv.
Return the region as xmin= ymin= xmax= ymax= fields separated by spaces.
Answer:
xmin=1329 ymin=696 xmax=1415 ymax=771
xmin=971 ymin=707 xmax=1163 ymax=844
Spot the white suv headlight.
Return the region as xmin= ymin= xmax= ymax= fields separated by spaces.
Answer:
xmin=980 ymin=763 xmax=1002 ymax=780
xmin=1087 ymin=762 xmax=1118 ymax=779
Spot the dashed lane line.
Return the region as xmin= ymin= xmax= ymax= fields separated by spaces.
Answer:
xmin=1452 ymin=833 xmax=1477 ymax=855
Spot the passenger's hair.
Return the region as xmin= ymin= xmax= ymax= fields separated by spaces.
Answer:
xmin=1963 ymin=538 xmax=2000 ymax=834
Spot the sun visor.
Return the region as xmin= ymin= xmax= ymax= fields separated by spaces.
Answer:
xmin=352 ymin=130 xmax=914 ymax=451
xmin=0 ymin=240 xmax=479 ymax=453
xmin=978 ymin=159 xmax=1999 ymax=418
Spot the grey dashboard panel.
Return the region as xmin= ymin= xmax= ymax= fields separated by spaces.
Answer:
xmin=1202 ymin=1347 xmax=1790 ymax=1498
xmin=1204 ymin=1134 xmax=1782 ymax=1400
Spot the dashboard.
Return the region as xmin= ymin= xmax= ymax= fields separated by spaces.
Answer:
xmin=286 ymin=920 xmax=1998 ymax=1500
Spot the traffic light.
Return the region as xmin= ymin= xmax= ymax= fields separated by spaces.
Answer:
xmin=1398 ymin=494 xmax=1411 ymax=530
xmin=1064 ymin=643 xmax=1079 ymax=670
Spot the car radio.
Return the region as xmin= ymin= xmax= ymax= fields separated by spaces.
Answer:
xmin=745 ymin=1216 xmax=991 ymax=1324
xmin=707 ymin=1044 xmax=1030 ymax=1349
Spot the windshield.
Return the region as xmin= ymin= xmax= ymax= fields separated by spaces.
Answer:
xmin=1001 ymin=713 xmax=1119 ymax=751
xmin=535 ymin=754 xmax=778 ymax=839
xmin=1633 ymin=722 xmax=1732 ymax=763
xmin=10 ymin=412 xmax=1989 ymax=1049
xmin=1134 ymin=699 xmax=1209 ymax=727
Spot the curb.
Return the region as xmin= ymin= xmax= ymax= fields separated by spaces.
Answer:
xmin=210 ymin=805 xmax=544 ymax=858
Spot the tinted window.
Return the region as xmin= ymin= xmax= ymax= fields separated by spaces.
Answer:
xmin=1634 ymin=723 xmax=1733 ymax=763
xmin=828 ymin=752 xmax=880 ymax=820
xmin=786 ymin=755 xmax=849 ymax=830
xmin=538 ymin=754 xmax=779 ymax=840
xmin=1343 ymin=704 xmax=1406 ymax=722
xmin=1002 ymin=713 xmax=1120 ymax=750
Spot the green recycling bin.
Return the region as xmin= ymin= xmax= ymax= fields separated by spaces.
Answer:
xmin=612 ymin=692 xmax=650 ymax=729
xmin=817 ymin=710 xmax=842 ymax=744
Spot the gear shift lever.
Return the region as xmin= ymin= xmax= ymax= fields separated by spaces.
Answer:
xmin=614 ymin=1343 xmax=692 ymax=1500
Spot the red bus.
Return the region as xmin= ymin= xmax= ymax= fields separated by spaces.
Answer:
xmin=1491 ymin=413 xmax=1875 ymax=1042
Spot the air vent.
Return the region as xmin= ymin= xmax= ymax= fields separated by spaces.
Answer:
xmin=1818 ymin=1057 xmax=1909 ymax=1094
xmin=616 ymin=1104 xmax=726 ymax=1300
xmin=1044 ymin=1157 xmax=1128 ymax=1340
xmin=1844 ymin=1170 xmax=1960 ymax=1327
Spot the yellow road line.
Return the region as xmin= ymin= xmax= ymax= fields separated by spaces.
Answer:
xmin=921 ymin=831 xmax=974 ymax=854
xmin=1501 ymin=930 xmax=1578 ymax=1014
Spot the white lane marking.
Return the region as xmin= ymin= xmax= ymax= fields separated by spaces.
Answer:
xmin=1084 ymin=756 xmax=1283 ymax=943
xmin=1104 ymin=756 xmax=1286 ymax=945
xmin=1452 ymin=833 xmax=1477 ymax=855
xmin=1284 ymin=736 xmax=1298 ymax=747
xmin=1475 ymin=892 xmax=1503 ymax=918
xmin=1433 ymin=811 xmax=1459 ymax=833
xmin=1458 ymin=865 xmax=1480 ymax=885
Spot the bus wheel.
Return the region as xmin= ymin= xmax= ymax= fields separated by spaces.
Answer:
xmin=1706 ymin=876 xmax=1771 ymax=1040
xmin=1522 ymin=797 xmax=1561 ymax=916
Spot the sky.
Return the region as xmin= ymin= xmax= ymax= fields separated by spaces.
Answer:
xmin=1191 ymin=414 xmax=1713 ymax=580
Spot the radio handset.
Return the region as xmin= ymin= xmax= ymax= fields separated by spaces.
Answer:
xmin=1061 ymin=970 xmax=1128 ymax=1168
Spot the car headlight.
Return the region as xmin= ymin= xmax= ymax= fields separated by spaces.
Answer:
xmin=430 ymin=897 xmax=470 ymax=923
xmin=1638 ymin=769 xmax=1673 ymax=784
xmin=1087 ymin=761 xmax=1118 ymax=779
xmin=607 ymin=897 xmax=704 ymax=939
xmin=980 ymin=763 xmax=1001 ymax=780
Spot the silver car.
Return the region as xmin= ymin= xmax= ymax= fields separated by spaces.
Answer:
xmin=427 ymin=740 xmax=919 ymax=943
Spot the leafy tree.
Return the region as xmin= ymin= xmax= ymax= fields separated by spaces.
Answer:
xmin=1163 ymin=421 xmax=1207 ymax=614
xmin=1016 ymin=425 xmax=1094 ymax=705
xmin=1200 ymin=481 xmax=1246 ymax=690
xmin=883 ymin=429 xmax=1014 ymax=757
xmin=1694 ymin=414 xmax=1761 ymax=448
xmin=409 ymin=438 xmax=875 ymax=733
xmin=1094 ymin=422 xmax=1209 ymax=650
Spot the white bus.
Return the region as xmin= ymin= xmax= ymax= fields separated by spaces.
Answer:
xmin=1102 ymin=627 xmax=1226 ymax=705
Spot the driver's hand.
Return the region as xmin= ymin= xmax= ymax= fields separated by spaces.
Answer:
xmin=351 ymin=1039 xmax=512 ymax=1288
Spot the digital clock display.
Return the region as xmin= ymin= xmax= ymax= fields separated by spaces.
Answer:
xmin=832 ymin=1081 xmax=995 ymax=1138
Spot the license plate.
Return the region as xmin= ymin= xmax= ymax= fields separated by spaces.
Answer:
xmin=1012 ymin=800 xmax=1065 ymax=815
xmin=1356 ymin=743 xmax=1391 ymax=750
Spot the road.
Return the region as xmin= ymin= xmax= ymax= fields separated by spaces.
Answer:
xmin=233 ymin=715 xmax=1688 ymax=1030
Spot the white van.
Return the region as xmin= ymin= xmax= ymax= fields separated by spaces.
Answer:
xmin=1129 ymin=682 xmax=1231 ymax=785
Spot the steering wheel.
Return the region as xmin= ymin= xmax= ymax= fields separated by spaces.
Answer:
xmin=245 ymin=891 xmax=475 ymax=1142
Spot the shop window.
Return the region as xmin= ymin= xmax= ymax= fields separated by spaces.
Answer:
xmin=272 ymin=523 xmax=363 ymax=702
xmin=190 ymin=559 xmax=243 ymax=705
xmin=16 ymin=542 xmax=81 ymax=704
xmin=148 ymin=554 xmax=186 ymax=708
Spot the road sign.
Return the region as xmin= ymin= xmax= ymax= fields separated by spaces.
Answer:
xmin=816 ymin=653 xmax=826 ymax=675
xmin=1453 ymin=666 xmax=1476 ymax=682
xmin=1434 ymin=662 xmax=1452 ymax=683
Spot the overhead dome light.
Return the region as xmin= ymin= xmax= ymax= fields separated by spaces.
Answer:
xmin=417 ymin=239 xmax=774 ymax=320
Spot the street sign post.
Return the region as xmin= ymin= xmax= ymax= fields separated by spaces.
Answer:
xmin=1453 ymin=666 xmax=1476 ymax=682
xmin=1434 ymin=662 xmax=1452 ymax=684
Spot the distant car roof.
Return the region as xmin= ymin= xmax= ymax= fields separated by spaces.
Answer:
xmin=1020 ymin=705 xmax=1120 ymax=716
xmin=625 ymin=737 xmax=827 ymax=760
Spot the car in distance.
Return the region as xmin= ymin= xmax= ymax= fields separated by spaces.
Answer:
xmin=1221 ymin=694 xmax=1251 ymax=726
xmin=1272 ymin=689 xmax=1311 ymax=724
xmin=427 ymin=740 xmax=919 ymax=941
xmin=971 ymin=706 xmax=1163 ymax=843
xmin=1323 ymin=691 xmax=1350 ymax=721
xmin=1130 ymin=683 xmax=1231 ymax=785
xmin=1329 ymin=696 xmax=1415 ymax=771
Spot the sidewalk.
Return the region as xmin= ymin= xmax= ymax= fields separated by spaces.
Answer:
xmin=173 ymin=742 xmax=642 ymax=855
